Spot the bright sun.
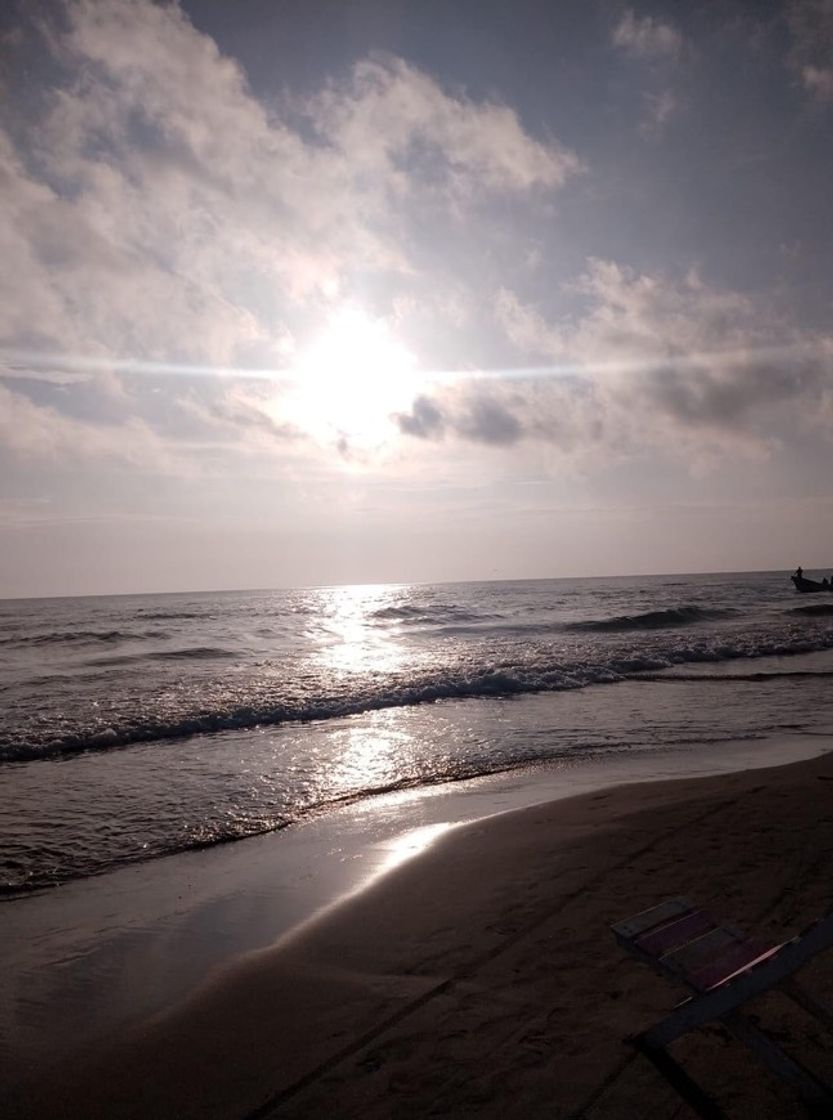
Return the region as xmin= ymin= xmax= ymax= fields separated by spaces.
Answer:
xmin=287 ymin=306 xmax=419 ymax=452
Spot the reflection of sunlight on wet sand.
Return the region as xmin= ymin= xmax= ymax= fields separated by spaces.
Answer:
xmin=330 ymin=820 xmax=462 ymax=907
xmin=375 ymin=821 xmax=459 ymax=876
xmin=274 ymin=820 xmax=462 ymax=949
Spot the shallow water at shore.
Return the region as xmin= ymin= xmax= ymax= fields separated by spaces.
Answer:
xmin=3 ymin=655 xmax=832 ymax=896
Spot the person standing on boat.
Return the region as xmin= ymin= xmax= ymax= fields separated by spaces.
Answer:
xmin=795 ymin=566 xmax=803 ymax=579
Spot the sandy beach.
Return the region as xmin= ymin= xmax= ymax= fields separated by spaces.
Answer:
xmin=8 ymin=740 xmax=833 ymax=1120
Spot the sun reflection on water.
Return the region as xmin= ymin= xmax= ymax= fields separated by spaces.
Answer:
xmin=320 ymin=709 xmax=427 ymax=796
xmin=312 ymin=584 xmax=414 ymax=675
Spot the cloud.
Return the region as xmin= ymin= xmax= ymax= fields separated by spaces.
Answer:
xmin=181 ymin=385 xmax=304 ymax=449
xmin=493 ymin=287 xmax=563 ymax=358
xmin=7 ymin=0 xmax=824 ymax=486
xmin=0 ymin=382 xmax=167 ymax=465
xmin=610 ymin=13 xmax=680 ymax=136
xmin=0 ymin=0 xmax=581 ymax=466
xmin=612 ymin=10 xmax=683 ymax=60
xmin=396 ymin=395 xmax=446 ymax=439
xmin=786 ymin=0 xmax=833 ymax=101
xmin=802 ymin=63 xmax=833 ymax=99
xmin=640 ymin=89 xmax=678 ymax=136
xmin=395 ymin=260 xmax=833 ymax=466
xmin=457 ymin=396 xmax=524 ymax=445
xmin=396 ymin=369 xmax=606 ymax=454
xmin=530 ymin=259 xmax=832 ymax=432
xmin=308 ymin=57 xmax=581 ymax=196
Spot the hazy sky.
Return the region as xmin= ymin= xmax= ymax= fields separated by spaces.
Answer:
xmin=2 ymin=0 xmax=833 ymax=596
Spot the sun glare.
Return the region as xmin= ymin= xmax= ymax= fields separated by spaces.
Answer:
xmin=288 ymin=307 xmax=419 ymax=452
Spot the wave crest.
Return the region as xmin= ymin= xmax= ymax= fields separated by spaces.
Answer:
xmin=565 ymin=605 xmax=737 ymax=633
xmin=789 ymin=603 xmax=833 ymax=617
xmin=0 ymin=629 xmax=141 ymax=647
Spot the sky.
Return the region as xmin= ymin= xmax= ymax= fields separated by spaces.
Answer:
xmin=1 ymin=0 xmax=833 ymax=597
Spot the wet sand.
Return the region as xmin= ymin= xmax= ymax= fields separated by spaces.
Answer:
xmin=9 ymin=738 xmax=833 ymax=1119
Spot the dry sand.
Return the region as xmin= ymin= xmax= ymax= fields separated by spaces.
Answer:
xmin=10 ymin=745 xmax=833 ymax=1119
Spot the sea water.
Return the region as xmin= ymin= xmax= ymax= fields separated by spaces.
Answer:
xmin=2 ymin=570 xmax=833 ymax=897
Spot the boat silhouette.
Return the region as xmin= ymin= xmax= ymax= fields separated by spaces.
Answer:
xmin=791 ymin=573 xmax=833 ymax=593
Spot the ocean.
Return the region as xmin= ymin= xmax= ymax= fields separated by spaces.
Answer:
xmin=3 ymin=570 xmax=833 ymax=899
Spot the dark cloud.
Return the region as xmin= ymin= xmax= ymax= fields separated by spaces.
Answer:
xmin=395 ymin=395 xmax=446 ymax=439
xmin=396 ymin=391 xmax=524 ymax=446
xmin=394 ymin=349 xmax=833 ymax=463
xmin=456 ymin=396 xmax=523 ymax=445
xmin=639 ymin=356 xmax=830 ymax=428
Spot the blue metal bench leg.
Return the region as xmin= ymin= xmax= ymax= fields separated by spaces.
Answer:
xmin=631 ymin=1035 xmax=727 ymax=1120
xmin=724 ymin=1011 xmax=833 ymax=1107
xmin=782 ymin=978 xmax=833 ymax=1033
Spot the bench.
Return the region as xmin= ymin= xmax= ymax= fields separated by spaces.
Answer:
xmin=612 ymin=898 xmax=833 ymax=1118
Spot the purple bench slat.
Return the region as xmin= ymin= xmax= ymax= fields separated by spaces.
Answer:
xmin=636 ymin=909 xmax=717 ymax=957
xmin=689 ymin=938 xmax=780 ymax=991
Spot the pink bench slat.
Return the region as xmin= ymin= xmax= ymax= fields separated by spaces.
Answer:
xmin=661 ymin=926 xmax=743 ymax=978
xmin=635 ymin=909 xmax=717 ymax=957
xmin=689 ymin=938 xmax=780 ymax=991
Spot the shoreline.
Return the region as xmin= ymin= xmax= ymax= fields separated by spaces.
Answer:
xmin=2 ymin=732 xmax=829 ymax=1078
xmin=8 ymin=736 xmax=833 ymax=1118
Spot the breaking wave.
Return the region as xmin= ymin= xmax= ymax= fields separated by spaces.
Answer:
xmin=370 ymin=603 xmax=500 ymax=625
xmin=790 ymin=603 xmax=833 ymax=617
xmin=635 ymin=669 xmax=833 ymax=683
xmin=134 ymin=610 xmax=208 ymax=621
xmin=4 ymin=627 xmax=833 ymax=764
xmin=0 ymin=629 xmax=167 ymax=648
xmin=83 ymin=646 xmax=235 ymax=668
xmin=565 ymin=606 xmax=738 ymax=633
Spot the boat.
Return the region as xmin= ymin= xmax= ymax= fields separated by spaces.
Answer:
xmin=791 ymin=573 xmax=833 ymax=593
